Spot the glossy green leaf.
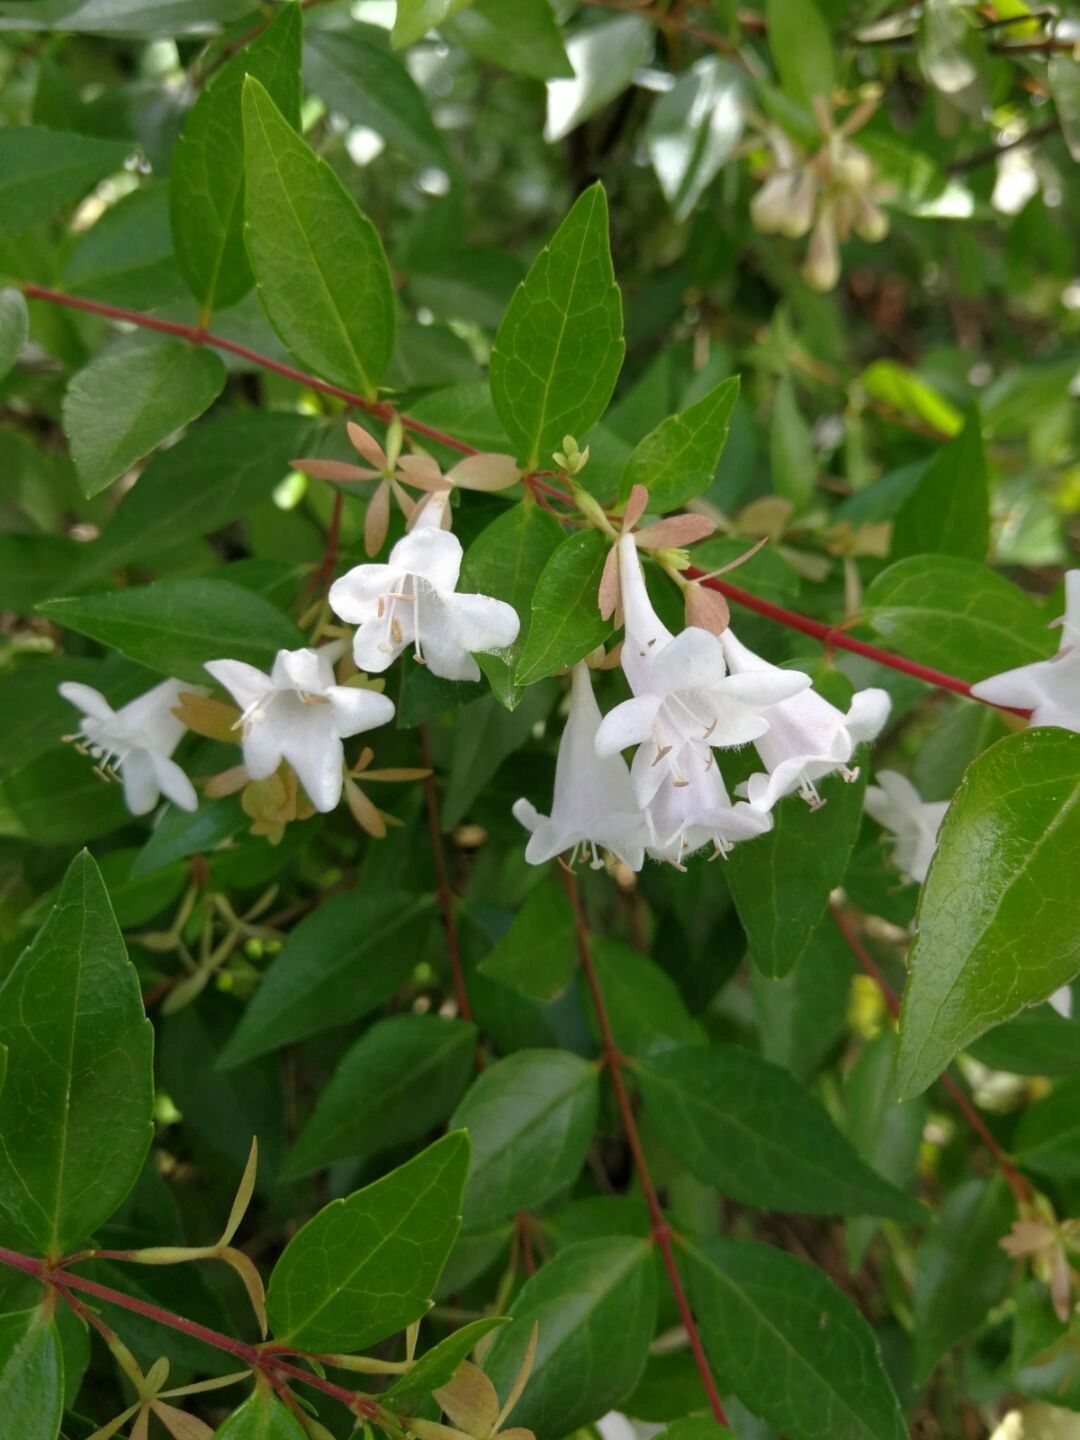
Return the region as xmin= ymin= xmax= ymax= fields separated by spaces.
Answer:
xmin=490 ymin=185 xmax=623 ymax=469
xmin=0 ymin=0 xmax=252 ymax=34
xmin=212 ymin=1383 xmax=316 ymax=1438
xmin=0 ymin=287 xmax=27 ymax=380
xmin=443 ymin=0 xmax=572 ymax=82
xmin=0 ymin=851 xmax=153 ymax=1255
xmin=450 ymin=1049 xmax=600 ymax=1225
xmin=267 ymin=1130 xmax=469 ymax=1352
xmin=461 ymin=500 xmax=565 ymax=708
xmin=891 ymin=412 xmax=989 ymax=562
xmin=478 ymin=881 xmax=576 ymax=1002
xmin=392 ymin=0 xmax=472 ymax=49
xmin=635 ymin=1044 xmax=922 ymax=1219
xmin=483 ymin=1238 xmax=657 ymax=1439
xmin=621 ymin=377 xmax=739 ymax=511
xmin=896 ymin=729 xmax=1080 ymax=1099
xmin=751 ymin=918 xmax=856 ymax=1081
xmin=726 ymin=768 xmax=867 ymax=978
xmin=0 ymin=534 xmax=83 ymax=613
xmin=969 ymin=1003 xmax=1080 ymax=1077
xmin=0 ymin=1307 xmax=64 ymax=1440
xmin=858 ymin=361 xmax=964 ymax=438
xmin=220 ymin=891 xmax=435 ymax=1067
xmin=684 ymin=1235 xmax=907 ymax=1440
xmin=40 ymin=578 xmax=304 ymax=685
xmin=443 ymin=683 xmax=555 ymax=827
xmin=242 ymin=75 xmax=395 ymax=398
xmin=0 ymin=127 xmax=128 ymax=237
xmin=764 ymin=0 xmax=834 ymax=111
xmin=64 ymin=184 xmax=187 ymax=310
xmin=865 ymin=554 xmax=1054 ymax=685
xmin=1015 ymin=1074 xmax=1080 ymax=1177
xmin=383 ymin=1315 xmax=510 ymax=1406
xmin=171 ymin=3 xmax=302 ymax=314
xmin=646 ymin=58 xmax=744 ymax=222
xmin=912 ymin=1178 xmax=1013 ymax=1383
xmin=515 ymin=530 xmax=614 ymax=685
xmin=62 ymin=333 xmax=227 ymax=497
xmin=585 ymin=937 xmax=702 ymax=1056
xmin=283 ymin=1015 xmax=476 ymax=1178
xmin=544 ymin=15 xmax=651 ymax=142
xmin=304 ymin=27 xmax=449 ymax=167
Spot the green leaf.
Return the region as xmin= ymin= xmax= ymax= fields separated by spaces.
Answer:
xmin=918 ymin=0 xmax=985 ymax=98
xmin=392 ymin=0 xmax=472 ymax=49
xmin=751 ymin=918 xmax=856 ymax=1081
xmin=769 ymin=375 xmax=816 ymax=509
xmin=764 ymin=0 xmax=834 ymax=111
xmin=646 ymin=58 xmax=745 ymax=222
xmin=0 ymin=535 xmax=83 ymax=613
xmin=891 ymin=413 xmax=989 ymax=562
xmin=1049 ymin=55 xmax=1080 ymax=162
xmin=460 ymin=500 xmax=566 ymax=708
xmin=544 ymin=15 xmax=652 ymax=141
xmin=0 ymin=852 xmax=153 ymax=1256
xmin=450 ymin=1049 xmax=600 ymax=1225
xmin=61 ymin=333 xmax=227 ymax=498
xmin=266 ymin=1130 xmax=469 ymax=1352
xmin=41 ymin=577 xmax=303 ymax=684
xmin=171 ymin=3 xmax=302 ymax=315
xmin=241 ymin=75 xmax=395 ymax=398
xmin=584 ymin=937 xmax=702 ymax=1056
xmin=443 ymin=0 xmax=573 ymax=82
xmin=514 ymin=530 xmax=614 ymax=685
xmin=865 ymin=555 xmax=1054 ymax=685
xmin=0 ymin=0 xmax=253 ymax=35
xmin=0 ymin=127 xmax=129 ymax=237
xmin=483 ymin=1237 xmax=657 ymax=1439
xmin=73 ymin=413 xmax=321 ymax=582
xmin=0 ymin=287 xmax=27 ymax=381
xmin=621 ymin=377 xmax=739 ymax=511
xmin=969 ymin=1004 xmax=1080 ymax=1077
xmin=478 ymin=881 xmax=576 ymax=1002
xmin=635 ymin=1044 xmax=922 ymax=1220
xmin=443 ymin=683 xmax=556 ymax=829
xmin=912 ymin=1178 xmax=1013 ymax=1383
xmin=857 ymin=361 xmax=964 ymax=438
xmin=0 ymin=746 xmax=130 ymax=846
xmin=725 ymin=768 xmax=867 ymax=979
xmin=1015 ymin=1074 xmax=1080 ymax=1178
xmin=210 ymin=1384 xmax=310 ymax=1438
xmin=220 ymin=891 xmax=434 ymax=1067
xmin=658 ymin=1423 xmax=734 ymax=1440
xmin=896 ymin=729 xmax=1080 ymax=1099
xmin=0 ymin=1308 xmax=64 ymax=1440
xmin=490 ymin=185 xmax=623 ymax=469
xmin=304 ymin=27 xmax=450 ymax=168
xmin=683 ymin=1235 xmax=907 ymax=1440
xmin=383 ymin=1316 xmax=510 ymax=1406
xmin=283 ymin=1015 xmax=476 ymax=1178
xmin=64 ymin=184 xmax=188 ymax=311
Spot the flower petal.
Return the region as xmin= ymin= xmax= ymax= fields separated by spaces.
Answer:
xmin=205 ymin=659 xmax=273 ymax=713
xmin=58 ymin=681 xmax=114 ymax=721
xmin=326 ymin=685 xmax=396 ymax=737
xmin=120 ymin=749 xmax=160 ymax=816
xmin=390 ymin=525 xmax=464 ymax=590
xmin=329 ymin=564 xmax=399 ymax=623
xmin=150 ymin=753 xmax=198 ymax=812
xmin=595 ymin=694 xmax=663 ymax=756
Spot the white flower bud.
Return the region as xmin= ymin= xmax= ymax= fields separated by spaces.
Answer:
xmin=802 ymin=207 xmax=841 ymax=291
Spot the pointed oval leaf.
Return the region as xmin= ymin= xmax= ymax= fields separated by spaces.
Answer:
xmin=896 ymin=728 xmax=1080 ymax=1099
xmin=891 ymin=412 xmax=989 ymax=562
xmin=514 ymin=530 xmax=614 ymax=686
xmin=0 ymin=851 xmax=153 ymax=1255
xmin=211 ymin=1386 xmax=307 ymax=1439
xmin=0 ymin=1307 xmax=64 ymax=1440
xmin=620 ymin=377 xmax=739 ymax=512
xmin=383 ymin=1316 xmax=510 ymax=1407
xmin=242 ymin=76 xmax=395 ymax=398
xmin=0 ymin=127 xmax=129 ymax=237
xmin=0 ymin=287 xmax=28 ymax=381
xmin=266 ymin=1130 xmax=470 ymax=1352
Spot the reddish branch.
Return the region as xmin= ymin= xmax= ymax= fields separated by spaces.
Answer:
xmin=828 ymin=904 xmax=1032 ymax=1204
xmin=419 ymin=725 xmax=473 ymax=1025
xmin=0 ymin=1247 xmax=381 ymax=1419
xmin=561 ymin=868 xmax=730 ymax=1428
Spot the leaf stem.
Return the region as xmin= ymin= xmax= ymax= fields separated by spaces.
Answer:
xmin=419 ymin=725 xmax=473 ymax=1027
xmin=560 ymin=867 xmax=730 ymax=1428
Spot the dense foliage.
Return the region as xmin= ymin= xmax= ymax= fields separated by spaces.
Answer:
xmin=0 ymin=1 xmax=1079 ymax=1438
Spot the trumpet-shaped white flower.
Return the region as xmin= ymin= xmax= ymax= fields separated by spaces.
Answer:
xmin=643 ymin=765 xmax=772 ymax=868
xmin=60 ymin=677 xmax=200 ymax=816
xmin=597 ymin=537 xmax=810 ymax=805
xmin=329 ymin=522 xmax=520 ymax=683
xmin=970 ymin=571 xmax=1080 ymax=733
xmin=513 ymin=664 xmax=645 ymax=871
xmin=720 ymin=629 xmax=891 ymax=810
xmin=204 ymin=642 xmax=394 ymax=813
xmin=863 ymin=770 xmax=948 ymax=886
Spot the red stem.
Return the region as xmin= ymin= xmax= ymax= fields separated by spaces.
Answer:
xmin=0 ymin=1247 xmax=379 ymax=1418
xmin=419 ymin=726 xmax=473 ymax=1026
xmin=828 ymin=905 xmax=1032 ymax=1204
xmin=561 ymin=869 xmax=729 ymax=1427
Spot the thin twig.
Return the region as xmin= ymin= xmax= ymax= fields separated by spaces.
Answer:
xmin=419 ymin=726 xmax=473 ymax=1025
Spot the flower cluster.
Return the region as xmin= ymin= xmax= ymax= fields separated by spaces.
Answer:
xmin=515 ymin=534 xmax=891 ymax=871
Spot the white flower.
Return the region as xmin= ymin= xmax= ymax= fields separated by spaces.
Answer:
xmin=1049 ymin=986 xmax=1073 ymax=1020
xmin=512 ymin=663 xmax=645 ymax=871
xmin=329 ymin=525 xmax=520 ymax=683
xmin=863 ymin=770 xmax=948 ymax=886
xmin=643 ymin=765 xmax=772 ymax=868
xmin=59 ymin=678 xmax=200 ymax=816
xmin=720 ymin=628 xmax=891 ymax=810
xmin=597 ymin=537 xmax=811 ymax=805
xmin=204 ymin=642 xmax=394 ymax=814
xmin=970 ymin=571 xmax=1080 ymax=733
